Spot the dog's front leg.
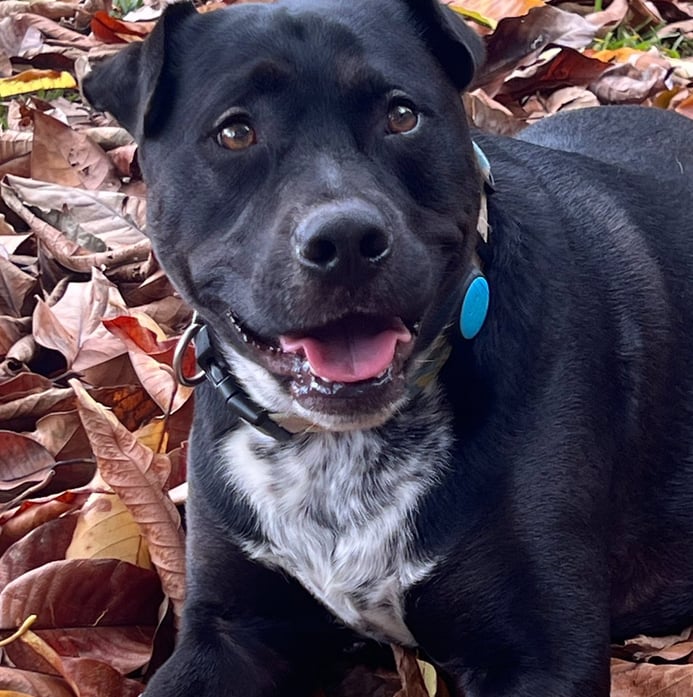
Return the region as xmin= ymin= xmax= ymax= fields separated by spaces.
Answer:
xmin=405 ymin=542 xmax=611 ymax=697
xmin=144 ymin=528 xmax=348 ymax=697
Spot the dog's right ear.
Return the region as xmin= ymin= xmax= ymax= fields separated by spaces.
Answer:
xmin=401 ymin=0 xmax=484 ymax=90
xmin=82 ymin=2 xmax=197 ymax=141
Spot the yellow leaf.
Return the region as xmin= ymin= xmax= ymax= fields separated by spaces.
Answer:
xmin=449 ymin=5 xmax=497 ymax=30
xmin=0 ymin=70 xmax=76 ymax=98
xmin=0 ymin=691 xmax=38 ymax=697
xmin=135 ymin=417 xmax=170 ymax=453
xmin=65 ymin=492 xmax=152 ymax=569
xmin=417 ymin=659 xmax=438 ymax=697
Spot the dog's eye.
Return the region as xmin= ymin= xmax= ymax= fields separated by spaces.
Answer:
xmin=217 ymin=121 xmax=257 ymax=150
xmin=386 ymin=102 xmax=419 ymax=134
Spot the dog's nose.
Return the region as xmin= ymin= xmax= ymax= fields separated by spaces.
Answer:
xmin=293 ymin=203 xmax=392 ymax=281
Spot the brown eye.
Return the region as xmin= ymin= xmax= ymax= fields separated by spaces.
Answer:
xmin=217 ymin=121 xmax=256 ymax=150
xmin=387 ymin=102 xmax=418 ymax=134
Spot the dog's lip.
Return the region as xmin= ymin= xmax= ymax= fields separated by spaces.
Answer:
xmin=226 ymin=311 xmax=418 ymax=389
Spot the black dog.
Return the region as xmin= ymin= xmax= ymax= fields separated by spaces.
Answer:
xmin=83 ymin=1 xmax=693 ymax=695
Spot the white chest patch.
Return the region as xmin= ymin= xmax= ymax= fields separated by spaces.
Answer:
xmin=219 ymin=394 xmax=452 ymax=645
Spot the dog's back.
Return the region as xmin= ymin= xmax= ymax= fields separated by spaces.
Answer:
xmin=518 ymin=104 xmax=693 ymax=177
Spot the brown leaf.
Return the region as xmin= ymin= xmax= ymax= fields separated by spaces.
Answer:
xmin=0 ymin=257 xmax=35 ymax=317
xmin=591 ymin=62 xmax=671 ymax=103
xmin=70 ymin=380 xmax=186 ymax=621
xmin=611 ymin=659 xmax=693 ymax=696
xmin=0 ymin=558 xmax=162 ymax=679
xmin=392 ymin=647 xmax=432 ymax=697
xmin=0 ymin=387 xmax=75 ymax=432
xmin=0 ymin=557 xmax=162 ymax=631
xmin=0 ymin=131 xmax=32 ymax=166
xmin=30 ymin=110 xmax=120 ymax=192
xmin=0 ymin=666 xmax=73 ymax=697
xmin=14 ymin=628 xmax=146 ymax=697
xmin=500 ymin=48 xmax=611 ymax=101
xmin=464 ymin=89 xmax=524 ymax=135
xmin=479 ymin=6 xmax=599 ymax=91
xmin=1 ymin=176 xmax=149 ymax=273
xmin=18 ymin=13 xmax=95 ymax=48
xmin=0 ymin=431 xmax=56 ymax=503
xmin=0 ymin=514 xmax=78 ymax=589
xmin=32 ymin=270 xmax=129 ymax=372
xmin=90 ymin=11 xmax=154 ymax=44
xmin=0 ymin=491 xmax=88 ymax=555
xmin=27 ymin=410 xmax=90 ymax=460
xmin=0 ymin=317 xmax=29 ymax=357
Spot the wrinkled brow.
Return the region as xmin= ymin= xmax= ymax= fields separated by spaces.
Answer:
xmin=247 ymin=59 xmax=292 ymax=91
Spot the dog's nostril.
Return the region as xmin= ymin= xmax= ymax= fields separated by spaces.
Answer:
xmin=303 ymin=237 xmax=338 ymax=267
xmin=360 ymin=229 xmax=391 ymax=262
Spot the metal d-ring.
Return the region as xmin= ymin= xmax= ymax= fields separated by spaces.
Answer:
xmin=173 ymin=313 xmax=206 ymax=387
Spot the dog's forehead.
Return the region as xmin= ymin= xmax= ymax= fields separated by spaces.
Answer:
xmin=177 ymin=1 xmax=435 ymax=100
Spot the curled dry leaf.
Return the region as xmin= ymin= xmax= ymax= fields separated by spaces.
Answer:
xmin=0 ymin=430 xmax=56 ymax=503
xmin=479 ymin=6 xmax=599 ymax=90
xmin=70 ymin=379 xmax=186 ymax=621
xmin=0 ymin=318 xmax=29 ymax=357
xmin=591 ymin=62 xmax=671 ymax=103
xmin=0 ymin=257 xmax=36 ymax=317
xmin=32 ymin=269 xmax=129 ymax=372
xmin=90 ymin=11 xmax=154 ymax=44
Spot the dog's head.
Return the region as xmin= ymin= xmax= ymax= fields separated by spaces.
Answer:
xmin=84 ymin=0 xmax=485 ymax=431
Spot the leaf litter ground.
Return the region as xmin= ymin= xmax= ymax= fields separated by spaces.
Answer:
xmin=0 ymin=0 xmax=691 ymax=695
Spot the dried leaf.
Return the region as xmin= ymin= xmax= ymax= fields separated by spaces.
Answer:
xmin=2 ymin=175 xmax=147 ymax=252
xmin=0 ymin=257 xmax=35 ymax=317
xmin=32 ymin=269 xmax=129 ymax=372
xmin=0 ymin=431 xmax=56 ymax=502
xmin=90 ymin=11 xmax=154 ymax=44
xmin=0 ymin=515 xmax=78 ymax=589
xmin=30 ymin=110 xmax=120 ymax=191
xmin=70 ymin=380 xmax=186 ymax=621
xmin=611 ymin=659 xmax=693 ymax=695
xmin=0 ymin=70 xmax=75 ymax=98
xmin=0 ymin=667 xmax=73 ymax=697
xmin=66 ymin=492 xmax=152 ymax=569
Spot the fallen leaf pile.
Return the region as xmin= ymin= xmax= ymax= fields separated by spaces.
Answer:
xmin=0 ymin=0 xmax=691 ymax=695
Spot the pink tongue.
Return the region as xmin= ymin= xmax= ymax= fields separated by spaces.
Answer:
xmin=280 ymin=319 xmax=412 ymax=383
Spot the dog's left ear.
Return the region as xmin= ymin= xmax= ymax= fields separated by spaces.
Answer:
xmin=82 ymin=2 xmax=197 ymax=141
xmin=402 ymin=0 xmax=484 ymax=89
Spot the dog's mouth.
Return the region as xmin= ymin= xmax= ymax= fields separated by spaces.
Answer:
xmin=227 ymin=312 xmax=417 ymax=408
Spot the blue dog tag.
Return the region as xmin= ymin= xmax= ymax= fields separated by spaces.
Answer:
xmin=459 ymin=273 xmax=489 ymax=340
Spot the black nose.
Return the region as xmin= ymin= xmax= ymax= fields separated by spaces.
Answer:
xmin=293 ymin=202 xmax=392 ymax=282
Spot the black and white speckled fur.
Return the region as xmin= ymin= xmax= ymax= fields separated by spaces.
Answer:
xmin=219 ymin=383 xmax=451 ymax=645
xmin=83 ymin=1 xmax=693 ymax=695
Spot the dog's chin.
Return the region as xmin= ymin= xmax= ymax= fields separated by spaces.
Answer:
xmin=218 ymin=313 xmax=418 ymax=432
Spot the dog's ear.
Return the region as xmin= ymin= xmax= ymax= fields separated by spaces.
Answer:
xmin=402 ymin=0 xmax=484 ymax=89
xmin=82 ymin=2 xmax=197 ymax=140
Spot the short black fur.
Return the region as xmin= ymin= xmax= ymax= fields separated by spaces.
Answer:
xmin=83 ymin=1 xmax=693 ymax=695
